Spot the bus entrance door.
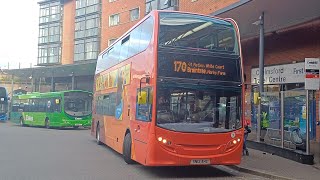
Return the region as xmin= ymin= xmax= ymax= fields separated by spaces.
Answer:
xmin=131 ymin=88 xmax=152 ymax=164
xmin=131 ymin=120 xmax=151 ymax=164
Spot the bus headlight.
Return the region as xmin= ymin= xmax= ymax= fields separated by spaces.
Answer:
xmin=158 ymin=137 xmax=163 ymax=142
xmin=233 ymin=140 xmax=237 ymax=144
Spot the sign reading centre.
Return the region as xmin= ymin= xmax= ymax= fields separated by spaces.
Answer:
xmin=251 ymin=62 xmax=305 ymax=84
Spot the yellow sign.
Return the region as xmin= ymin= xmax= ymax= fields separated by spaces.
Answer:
xmin=138 ymin=91 xmax=147 ymax=105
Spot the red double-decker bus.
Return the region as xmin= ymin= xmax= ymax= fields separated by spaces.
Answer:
xmin=92 ymin=10 xmax=244 ymax=166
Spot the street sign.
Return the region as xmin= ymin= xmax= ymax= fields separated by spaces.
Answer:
xmin=305 ymin=58 xmax=320 ymax=90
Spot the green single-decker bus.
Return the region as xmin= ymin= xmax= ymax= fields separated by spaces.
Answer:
xmin=10 ymin=90 xmax=92 ymax=128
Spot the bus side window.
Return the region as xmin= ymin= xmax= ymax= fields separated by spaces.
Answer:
xmin=39 ymin=99 xmax=46 ymax=112
xmin=136 ymin=87 xmax=153 ymax=121
xmin=47 ymin=99 xmax=53 ymax=112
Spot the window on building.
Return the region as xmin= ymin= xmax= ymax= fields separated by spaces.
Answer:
xmin=85 ymin=39 xmax=99 ymax=60
xmin=75 ymin=14 xmax=100 ymax=39
xmin=39 ymin=22 xmax=62 ymax=44
xmin=130 ymin=8 xmax=140 ymax=21
xmin=85 ymin=16 xmax=100 ymax=37
xmin=145 ymin=0 xmax=157 ymax=14
xmin=38 ymin=1 xmax=62 ymax=66
xmin=108 ymin=38 xmax=117 ymax=46
xmin=76 ymin=0 xmax=100 ymax=17
xmin=159 ymin=0 xmax=178 ymax=10
xmin=74 ymin=38 xmax=99 ymax=62
xmin=39 ymin=1 xmax=61 ymax=23
xmin=145 ymin=0 xmax=178 ymax=14
xmin=74 ymin=40 xmax=85 ymax=61
xmin=109 ymin=14 xmax=120 ymax=26
xmin=75 ymin=17 xmax=86 ymax=39
xmin=37 ymin=45 xmax=61 ymax=65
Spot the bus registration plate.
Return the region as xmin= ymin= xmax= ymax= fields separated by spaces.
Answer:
xmin=190 ymin=159 xmax=210 ymax=165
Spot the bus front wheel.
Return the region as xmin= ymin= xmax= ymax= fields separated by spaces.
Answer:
xmin=123 ymin=133 xmax=134 ymax=164
xmin=96 ymin=124 xmax=102 ymax=145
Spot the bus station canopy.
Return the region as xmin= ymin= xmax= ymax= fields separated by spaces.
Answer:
xmin=211 ymin=0 xmax=320 ymax=40
xmin=3 ymin=60 xmax=96 ymax=79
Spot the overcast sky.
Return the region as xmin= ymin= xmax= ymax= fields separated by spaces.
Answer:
xmin=0 ymin=0 xmax=39 ymax=69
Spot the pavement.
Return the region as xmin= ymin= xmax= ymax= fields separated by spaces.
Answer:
xmin=232 ymin=148 xmax=320 ymax=180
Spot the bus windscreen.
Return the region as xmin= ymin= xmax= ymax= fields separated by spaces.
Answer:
xmin=64 ymin=92 xmax=93 ymax=117
xmin=156 ymin=84 xmax=242 ymax=133
xmin=159 ymin=12 xmax=239 ymax=55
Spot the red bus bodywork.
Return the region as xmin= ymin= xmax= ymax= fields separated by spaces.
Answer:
xmin=92 ymin=10 xmax=244 ymax=166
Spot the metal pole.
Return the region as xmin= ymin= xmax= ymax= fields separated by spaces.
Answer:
xmin=257 ymin=12 xmax=265 ymax=142
xmin=51 ymin=71 xmax=54 ymax=92
xmin=39 ymin=78 xmax=41 ymax=92
xmin=281 ymin=90 xmax=284 ymax=148
xmin=306 ymin=90 xmax=310 ymax=155
xmin=10 ymin=74 xmax=14 ymax=118
xmin=31 ymin=76 xmax=34 ymax=92
xmin=71 ymin=73 xmax=75 ymax=90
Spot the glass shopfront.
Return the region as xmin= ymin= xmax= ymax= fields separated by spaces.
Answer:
xmin=249 ymin=62 xmax=316 ymax=152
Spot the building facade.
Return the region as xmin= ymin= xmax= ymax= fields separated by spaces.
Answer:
xmin=213 ymin=0 xmax=320 ymax=164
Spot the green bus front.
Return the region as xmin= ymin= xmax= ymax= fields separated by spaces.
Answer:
xmin=11 ymin=90 xmax=92 ymax=128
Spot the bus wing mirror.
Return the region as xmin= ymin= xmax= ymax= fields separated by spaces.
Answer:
xmin=145 ymin=77 xmax=150 ymax=84
xmin=138 ymin=91 xmax=147 ymax=105
xmin=139 ymin=76 xmax=150 ymax=93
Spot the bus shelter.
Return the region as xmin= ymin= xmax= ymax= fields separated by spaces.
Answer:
xmin=3 ymin=61 xmax=96 ymax=97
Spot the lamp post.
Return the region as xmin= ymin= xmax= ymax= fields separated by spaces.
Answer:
xmin=253 ymin=12 xmax=265 ymax=142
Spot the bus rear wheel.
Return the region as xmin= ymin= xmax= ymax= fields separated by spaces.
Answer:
xmin=45 ymin=119 xmax=50 ymax=129
xmin=123 ymin=133 xmax=134 ymax=164
xmin=96 ymin=124 xmax=102 ymax=145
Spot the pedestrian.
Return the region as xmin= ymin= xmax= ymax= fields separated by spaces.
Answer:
xmin=243 ymin=121 xmax=251 ymax=156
